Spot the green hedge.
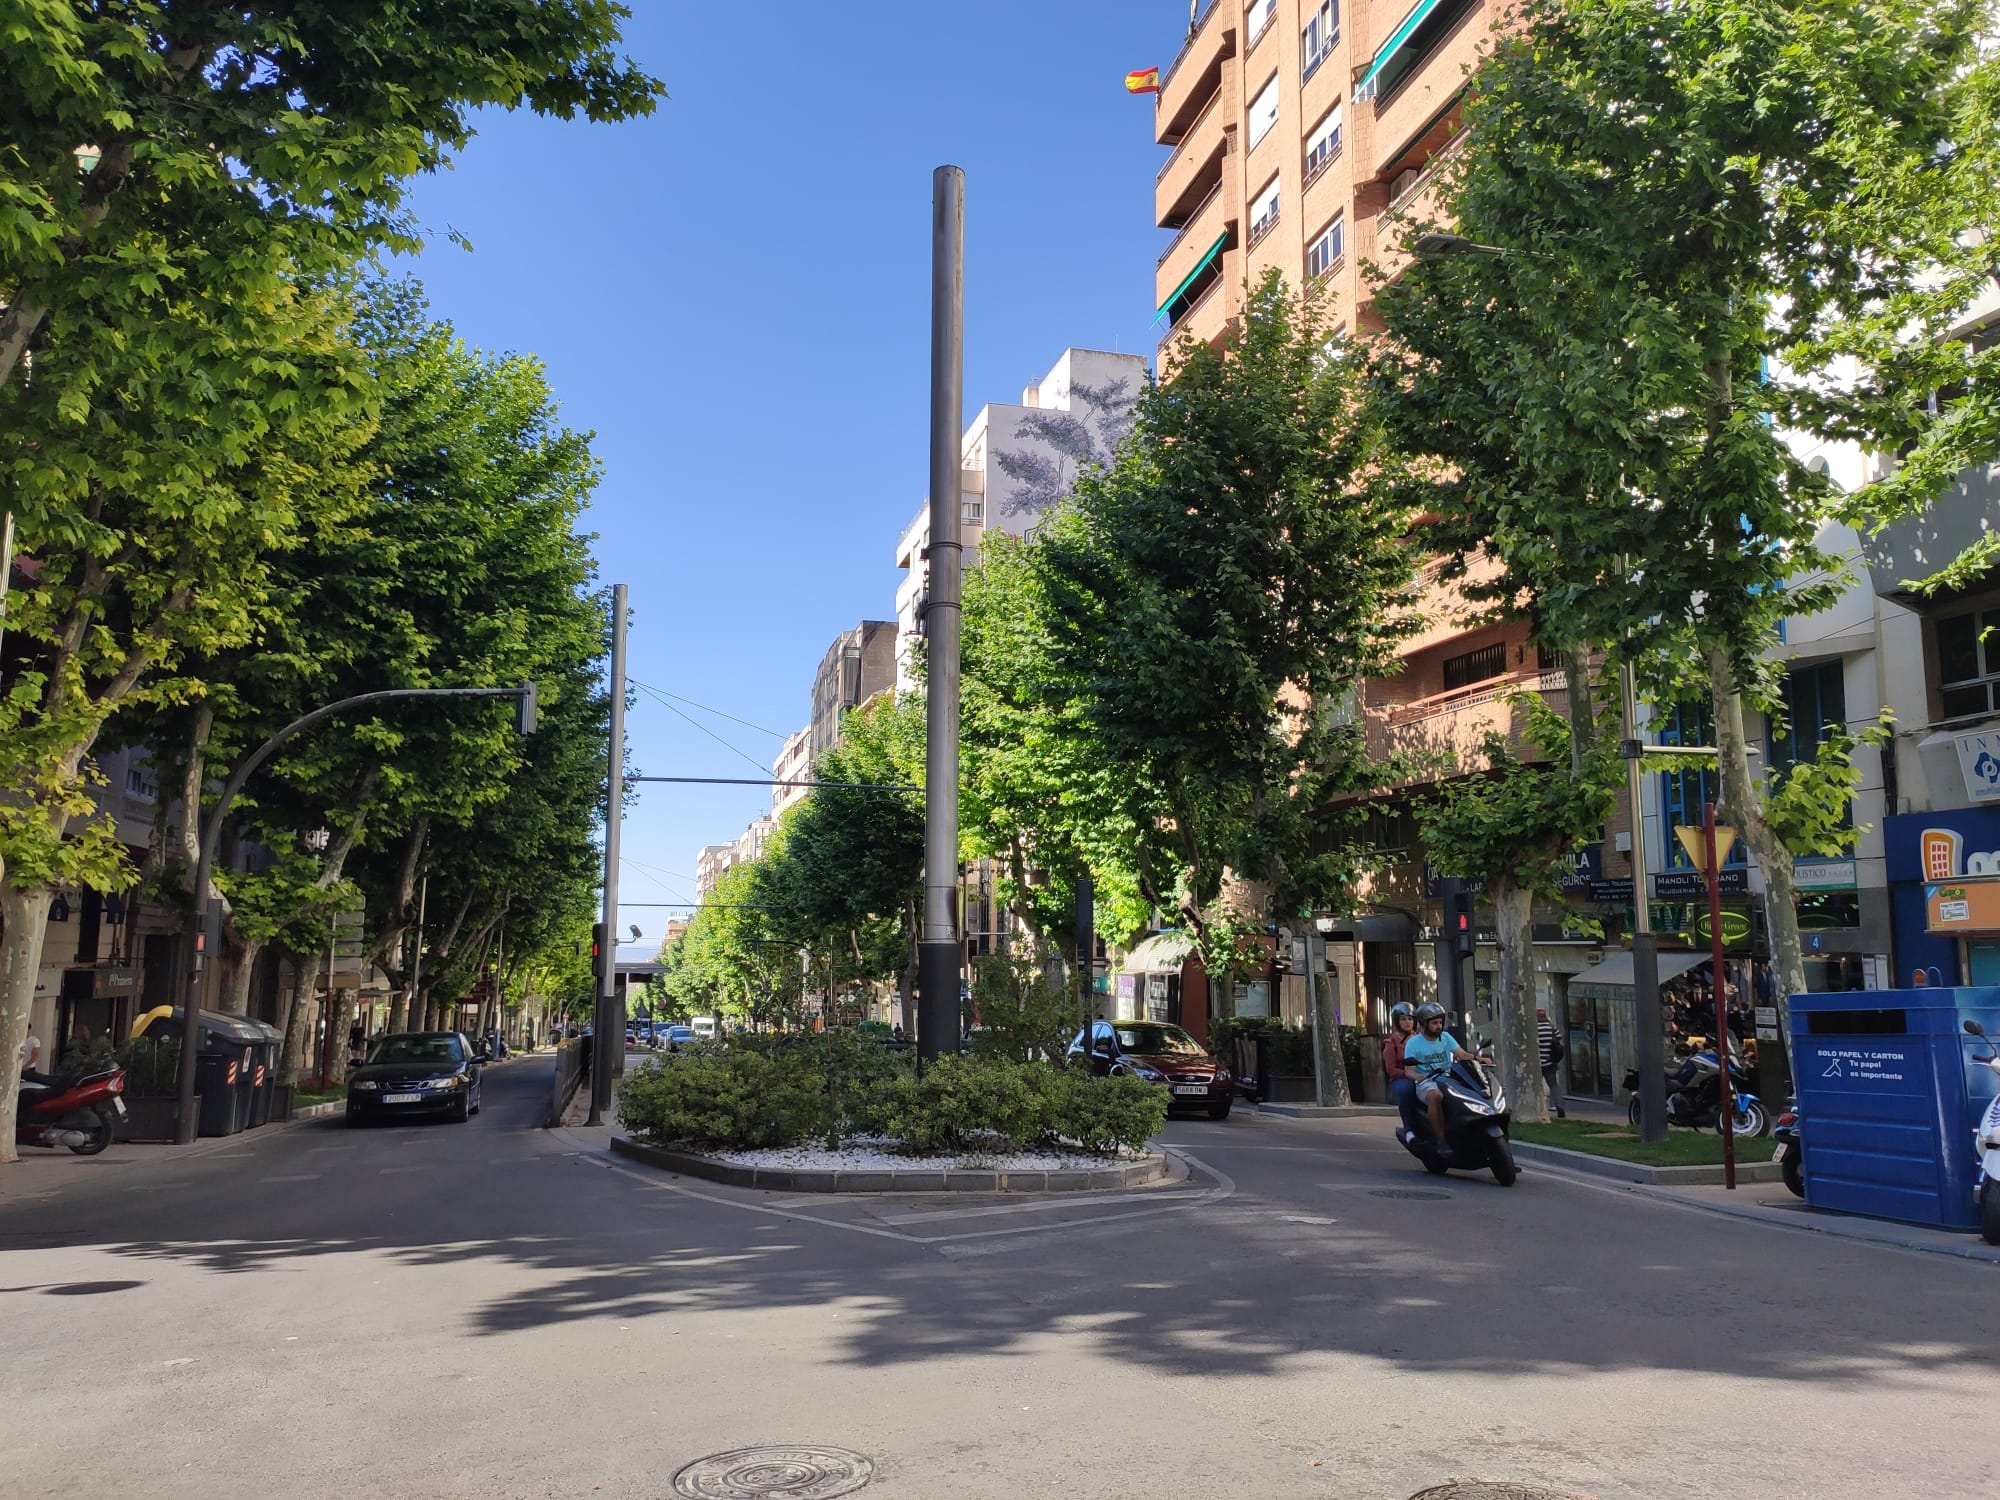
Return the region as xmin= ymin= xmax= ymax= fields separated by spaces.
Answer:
xmin=616 ymin=1040 xmax=1165 ymax=1158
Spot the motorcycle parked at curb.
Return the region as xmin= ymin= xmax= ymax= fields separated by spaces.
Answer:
xmin=1772 ymin=1099 xmax=1803 ymax=1198
xmin=1396 ymin=1055 xmax=1518 ymax=1186
xmin=1961 ymin=1020 xmax=2000 ymax=1246
xmin=15 ymin=1063 xmax=127 ymax=1155
xmin=1624 ymin=1046 xmax=1770 ymax=1138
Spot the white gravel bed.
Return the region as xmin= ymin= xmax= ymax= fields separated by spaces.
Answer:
xmin=705 ymin=1133 xmax=1149 ymax=1173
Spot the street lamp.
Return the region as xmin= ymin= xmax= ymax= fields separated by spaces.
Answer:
xmin=171 ymin=682 xmax=537 ymax=1144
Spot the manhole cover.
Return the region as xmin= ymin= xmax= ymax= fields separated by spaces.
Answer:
xmin=1409 ymin=1482 xmax=1599 ymax=1499
xmin=1371 ymin=1187 xmax=1450 ymax=1200
xmin=671 ymin=1446 xmax=874 ymax=1499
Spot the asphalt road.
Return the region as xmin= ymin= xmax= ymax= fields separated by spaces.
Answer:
xmin=2 ymin=1054 xmax=1995 ymax=1500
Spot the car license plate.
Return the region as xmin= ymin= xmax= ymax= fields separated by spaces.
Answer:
xmin=384 ymin=1092 xmax=422 ymax=1104
xmin=1172 ymin=1084 xmax=1207 ymax=1096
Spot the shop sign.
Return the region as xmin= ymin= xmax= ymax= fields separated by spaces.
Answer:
xmin=1688 ymin=907 xmax=1754 ymax=950
xmin=1652 ymin=867 xmax=1749 ymax=898
xmin=1588 ymin=877 xmax=1636 ymax=904
xmin=1884 ymin=810 xmax=2000 ymax=883
xmin=1795 ymin=859 xmax=1857 ymax=891
xmin=1926 ymin=876 xmax=2000 ymax=935
xmin=1953 ymin=727 xmax=2000 ymax=804
xmin=1554 ymin=844 xmax=1603 ymax=892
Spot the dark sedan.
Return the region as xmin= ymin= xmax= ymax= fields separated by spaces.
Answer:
xmin=1068 ymin=1020 xmax=1233 ymax=1120
xmin=345 ymin=1031 xmax=486 ymax=1126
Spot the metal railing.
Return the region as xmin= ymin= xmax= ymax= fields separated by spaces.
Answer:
xmin=547 ymin=1036 xmax=587 ymax=1128
xmin=1384 ymin=667 xmax=1569 ymax=728
xmin=1159 ymin=0 xmax=1223 ymax=97
xmin=1157 ymin=87 xmax=1223 ymax=183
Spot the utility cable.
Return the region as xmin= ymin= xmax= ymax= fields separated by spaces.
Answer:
xmin=629 ymin=678 xmax=790 ymax=740
xmin=638 ymin=689 xmax=777 ymax=779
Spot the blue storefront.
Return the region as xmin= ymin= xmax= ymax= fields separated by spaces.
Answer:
xmin=1884 ymin=807 xmax=2000 ymax=988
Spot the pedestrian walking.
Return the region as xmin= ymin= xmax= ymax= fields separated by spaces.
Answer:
xmin=347 ymin=1023 xmax=366 ymax=1066
xmin=1536 ymin=1007 xmax=1566 ymax=1119
xmin=18 ymin=1026 xmax=41 ymax=1071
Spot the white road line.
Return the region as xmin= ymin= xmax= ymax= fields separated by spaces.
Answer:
xmin=878 ymin=1188 xmax=1207 ymax=1225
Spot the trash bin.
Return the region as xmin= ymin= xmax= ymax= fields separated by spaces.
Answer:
xmin=195 ymin=1050 xmax=248 ymax=1137
xmin=1791 ymin=985 xmax=2000 ymax=1229
xmin=236 ymin=1015 xmax=284 ymax=1127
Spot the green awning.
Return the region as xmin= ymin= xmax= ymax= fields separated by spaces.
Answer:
xmin=1152 ymin=231 xmax=1228 ymax=327
xmin=1354 ymin=0 xmax=1444 ymax=100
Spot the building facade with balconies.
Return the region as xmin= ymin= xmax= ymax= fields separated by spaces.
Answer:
xmin=1152 ymin=0 xmax=1495 ymax=363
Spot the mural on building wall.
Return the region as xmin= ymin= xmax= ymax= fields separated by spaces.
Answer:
xmin=994 ymin=378 xmax=1138 ymax=518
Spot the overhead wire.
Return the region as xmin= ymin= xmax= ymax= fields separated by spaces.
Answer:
xmin=628 ymin=677 xmax=789 ymax=740
xmin=631 ymin=683 xmax=776 ymax=779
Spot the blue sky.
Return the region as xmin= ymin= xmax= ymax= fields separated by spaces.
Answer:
xmin=397 ymin=2 xmax=1188 ymax=953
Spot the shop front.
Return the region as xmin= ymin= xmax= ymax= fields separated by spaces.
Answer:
xmin=1563 ymin=950 xmax=1708 ymax=1101
xmin=1885 ymin=809 xmax=2000 ymax=986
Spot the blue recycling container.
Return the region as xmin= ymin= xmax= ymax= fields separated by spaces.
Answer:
xmin=1790 ymin=986 xmax=2000 ymax=1230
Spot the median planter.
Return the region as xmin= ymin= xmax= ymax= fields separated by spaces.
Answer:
xmin=1265 ymin=1074 xmax=1317 ymax=1103
xmin=610 ymin=1135 xmax=1173 ymax=1193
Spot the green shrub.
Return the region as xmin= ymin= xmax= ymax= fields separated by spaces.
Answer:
xmin=615 ymin=1033 xmax=1164 ymax=1158
xmin=117 ymin=1034 xmax=181 ymax=1097
xmin=965 ymin=955 xmax=1077 ymax=1063
xmin=616 ymin=1047 xmax=830 ymax=1150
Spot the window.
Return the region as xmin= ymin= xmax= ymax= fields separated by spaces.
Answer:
xmin=1249 ymin=175 xmax=1280 ymax=246
xmin=962 ymin=494 xmax=984 ymax=526
xmin=1246 ymin=0 xmax=1277 ymax=47
xmin=1302 ymin=2 xmax=1340 ymax=81
xmin=1306 ymin=214 xmax=1345 ymax=279
xmin=1769 ymin=660 xmax=1851 ymax=827
xmin=1657 ymin=700 xmax=1748 ymax=869
xmin=1304 ymin=105 xmax=1343 ymax=184
xmin=1440 ymin=641 xmax=1505 ymax=691
xmin=1365 ymin=803 xmax=1416 ymax=853
xmin=1937 ymin=608 xmax=2000 ymax=720
xmin=1247 ymin=73 xmax=1280 ymax=148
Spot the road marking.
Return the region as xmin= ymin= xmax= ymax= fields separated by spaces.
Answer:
xmin=877 ymin=1188 xmax=1207 ymax=1225
xmin=258 ymin=1173 xmax=321 ymax=1183
xmin=378 ymin=1165 xmax=433 ymax=1175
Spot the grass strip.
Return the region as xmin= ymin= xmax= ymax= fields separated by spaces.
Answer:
xmin=1512 ymin=1117 xmax=1775 ymax=1167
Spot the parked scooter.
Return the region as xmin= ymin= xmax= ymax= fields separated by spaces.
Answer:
xmin=15 ymin=1063 xmax=126 ymax=1155
xmin=1961 ymin=1020 xmax=2000 ymax=1246
xmin=1772 ymin=1099 xmax=1803 ymax=1198
xmin=1623 ymin=1046 xmax=1769 ymax=1137
xmin=1396 ymin=1056 xmax=1518 ymax=1186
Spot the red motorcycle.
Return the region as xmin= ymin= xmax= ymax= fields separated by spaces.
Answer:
xmin=15 ymin=1064 xmax=126 ymax=1155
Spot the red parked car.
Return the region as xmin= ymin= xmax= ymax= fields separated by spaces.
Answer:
xmin=1068 ymin=1020 xmax=1233 ymax=1120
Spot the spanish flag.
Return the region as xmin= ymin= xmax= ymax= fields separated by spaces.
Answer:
xmin=1125 ymin=67 xmax=1160 ymax=95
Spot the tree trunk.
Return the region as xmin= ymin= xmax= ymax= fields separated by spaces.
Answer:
xmin=1708 ymin=648 xmax=1802 ymax=1054
xmin=325 ymin=990 xmax=356 ymax=1089
xmin=898 ymin=897 xmax=917 ymax=1034
xmin=0 ymin=884 xmax=58 ymax=1163
xmin=218 ymin=933 xmax=265 ymax=1015
xmin=279 ymin=960 xmax=317 ymax=1087
xmin=1489 ymin=875 xmax=1548 ymax=1122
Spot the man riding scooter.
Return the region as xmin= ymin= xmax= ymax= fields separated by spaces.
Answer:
xmin=1404 ymin=1002 xmax=1477 ymax=1155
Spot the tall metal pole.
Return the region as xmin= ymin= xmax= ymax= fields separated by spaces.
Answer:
xmin=1703 ymin=801 xmax=1738 ymax=1189
xmin=918 ymin=165 xmax=965 ymax=1064
xmin=588 ymin=582 xmax=628 ymax=1123
xmin=1074 ymin=872 xmax=1095 ymax=1053
xmin=1622 ymin=657 xmax=1669 ymax=1143
xmin=407 ymin=873 xmax=428 ymax=1030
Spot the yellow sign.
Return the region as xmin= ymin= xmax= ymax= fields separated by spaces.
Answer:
xmin=1927 ymin=876 xmax=2000 ymax=935
xmin=1674 ymin=823 xmax=1738 ymax=874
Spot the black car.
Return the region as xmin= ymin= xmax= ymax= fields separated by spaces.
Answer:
xmin=1067 ymin=1020 xmax=1233 ymax=1119
xmin=346 ymin=1031 xmax=486 ymax=1126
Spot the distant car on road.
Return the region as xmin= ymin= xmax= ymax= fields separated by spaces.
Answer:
xmin=659 ymin=1024 xmax=695 ymax=1049
xmin=346 ymin=1031 xmax=486 ymax=1126
xmin=1066 ymin=1020 xmax=1233 ymax=1120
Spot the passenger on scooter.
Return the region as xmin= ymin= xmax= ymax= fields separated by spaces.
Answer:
xmin=1381 ymin=1003 xmax=1420 ymax=1135
xmin=1404 ymin=1002 xmax=1479 ymax=1153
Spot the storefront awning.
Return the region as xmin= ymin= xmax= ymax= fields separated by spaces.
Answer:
xmin=1153 ymin=232 xmax=1228 ymax=326
xmin=1120 ymin=929 xmax=1195 ymax=974
xmin=1568 ymin=951 xmax=1707 ymax=991
xmin=1354 ymin=0 xmax=1445 ymax=100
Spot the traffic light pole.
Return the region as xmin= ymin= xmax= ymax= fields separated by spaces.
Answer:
xmin=587 ymin=583 xmax=628 ymax=1126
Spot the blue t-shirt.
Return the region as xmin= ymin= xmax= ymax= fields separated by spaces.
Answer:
xmin=1403 ymin=1030 xmax=1463 ymax=1079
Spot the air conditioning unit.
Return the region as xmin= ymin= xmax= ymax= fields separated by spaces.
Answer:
xmin=1391 ymin=166 xmax=1421 ymax=202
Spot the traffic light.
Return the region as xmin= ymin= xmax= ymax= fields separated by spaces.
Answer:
xmin=590 ymin=922 xmax=608 ymax=986
xmin=1445 ymin=889 xmax=1474 ymax=958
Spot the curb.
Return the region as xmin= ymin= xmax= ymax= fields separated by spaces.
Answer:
xmin=609 ymin=1135 xmax=1169 ymax=1193
xmin=1255 ymin=1102 xmax=1399 ymax=1119
xmin=1509 ymin=1138 xmax=1784 ymax=1186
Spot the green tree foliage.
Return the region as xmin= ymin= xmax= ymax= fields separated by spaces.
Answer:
xmin=1027 ymin=275 xmax=1414 ymax=982
xmin=1371 ymin=0 xmax=2000 ymax=1015
xmin=0 ymin=1 xmax=661 ymax=391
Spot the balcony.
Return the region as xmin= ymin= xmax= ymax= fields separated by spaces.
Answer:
xmin=1157 ymin=179 xmax=1230 ymax=280
xmin=1365 ymin=669 xmax=1571 ymax=779
xmin=1156 ymin=94 xmax=1230 ymax=227
xmin=1370 ymin=0 xmax=1484 ymax=174
xmin=1158 ymin=1 xmax=1235 ymax=145
xmin=1372 ymin=130 xmax=1468 ymax=283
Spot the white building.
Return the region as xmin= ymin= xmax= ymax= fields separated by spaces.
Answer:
xmin=895 ymin=347 xmax=1147 ymax=694
xmin=772 ymin=727 xmax=811 ymax=817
